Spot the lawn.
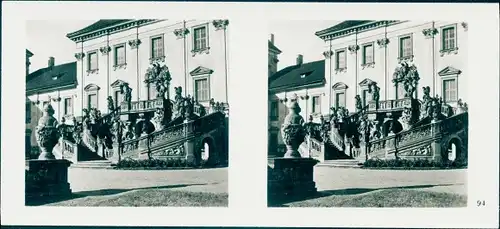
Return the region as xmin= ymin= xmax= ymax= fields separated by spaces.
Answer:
xmin=30 ymin=189 xmax=228 ymax=207
xmin=270 ymin=189 xmax=467 ymax=208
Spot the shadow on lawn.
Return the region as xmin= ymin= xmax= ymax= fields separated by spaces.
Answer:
xmin=26 ymin=183 xmax=207 ymax=206
xmin=268 ymin=183 xmax=462 ymax=207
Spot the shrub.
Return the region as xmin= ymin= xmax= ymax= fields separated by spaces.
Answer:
xmin=115 ymin=158 xmax=188 ymax=169
xmin=363 ymin=158 xmax=467 ymax=169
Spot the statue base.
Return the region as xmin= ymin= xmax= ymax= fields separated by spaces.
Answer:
xmin=25 ymin=159 xmax=72 ymax=202
xmin=268 ymin=157 xmax=318 ymax=201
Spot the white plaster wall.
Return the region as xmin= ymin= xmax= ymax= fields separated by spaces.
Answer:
xmin=321 ymin=21 xmax=468 ymax=113
xmin=73 ymin=19 xmax=229 ymax=115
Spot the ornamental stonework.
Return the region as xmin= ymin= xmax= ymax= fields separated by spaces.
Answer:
xmin=128 ymin=39 xmax=142 ymax=49
xmin=213 ymin=19 xmax=229 ymax=31
xmin=173 ymin=28 xmax=189 ymax=39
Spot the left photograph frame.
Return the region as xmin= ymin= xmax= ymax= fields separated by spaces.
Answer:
xmin=25 ymin=19 xmax=230 ymax=207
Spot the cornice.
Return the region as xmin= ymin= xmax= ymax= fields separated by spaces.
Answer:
xmin=67 ymin=19 xmax=163 ymax=43
xmin=317 ymin=20 xmax=403 ymax=41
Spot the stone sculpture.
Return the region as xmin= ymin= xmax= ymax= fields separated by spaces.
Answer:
xmin=370 ymin=82 xmax=380 ymax=107
xmin=107 ymin=96 xmax=115 ymax=112
xmin=355 ymin=95 xmax=362 ymax=111
xmin=281 ymin=97 xmax=306 ymax=158
xmin=393 ymin=62 xmax=420 ymax=98
xmin=35 ymin=104 xmax=60 ymax=160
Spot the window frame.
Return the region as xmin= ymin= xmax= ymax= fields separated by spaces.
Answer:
xmin=147 ymin=83 xmax=157 ymax=100
xmin=150 ymin=34 xmax=165 ymax=60
xmin=361 ymin=42 xmax=375 ymax=65
xmin=87 ymin=50 xmax=99 ymax=71
xmin=335 ymin=48 xmax=347 ymax=70
xmin=193 ymin=76 xmax=210 ymax=102
xmin=441 ymin=24 xmax=458 ymax=52
xmin=63 ymin=97 xmax=73 ymax=115
xmin=84 ymin=84 xmax=100 ymax=110
xmin=113 ymin=43 xmax=127 ymax=67
xmin=398 ymin=33 xmax=413 ymax=59
xmin=87 ymin=93 xmax=98 ymax=110
xmin=192 ymin=23 xmax=210 ymax=52
xmin=332 ymin=82 xmax=348 ymax=109
xmin=311 ymin=95 xmax=321 ymax=114
xmin=441 ymin=77 xmax=459 ymax=103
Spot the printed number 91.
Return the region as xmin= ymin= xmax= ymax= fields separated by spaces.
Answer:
xmin=477 ymin=200 xmax=486 ymax=206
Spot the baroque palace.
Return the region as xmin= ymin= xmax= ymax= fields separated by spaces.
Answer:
xmin=26 ymin=19 xmax=230 ymax=167
xmin=269 ymin=20 xmax=469 ymax=164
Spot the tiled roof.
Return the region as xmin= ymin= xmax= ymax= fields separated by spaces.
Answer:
xmin=315 ymin=20 xmax=374 ymax=37
xmin=269 ymin=60 xmax=325 ymax=92
xmin=268 ymin=41 xmax=282 ymax=53
xmin=26 ymin=62 xmax=77 ymax=95
xmin=66 ymin=19 xmax=133 ymax=38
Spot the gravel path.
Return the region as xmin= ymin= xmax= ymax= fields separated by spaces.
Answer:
xmin=314 ymin=167 xmax=467 ymax=195
xmin=68 ymin=167 xmax=228 ymax=194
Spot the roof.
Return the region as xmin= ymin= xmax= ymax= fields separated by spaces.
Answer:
xmin=26 ymin=49 xmax=34 ymax=57
xmin=66 ymin=19 xmax=159 ymax=42
xmin=67 ymin=20 xmax=132 ymax=38
xmin=26 ymin=62 xmax=77 ymax=95
xmin=268 ymin=41 xmax=282 ymax=53
xmin=269 ymin=60 xmax=325 ymax=92
xmin=315 ymin=20 xmax=401 ymax=40
xmin=315 ymin=20 xmax=374 ymax=36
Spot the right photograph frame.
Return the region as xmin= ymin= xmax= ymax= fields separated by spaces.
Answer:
xmin=267 ymin=20 xmax=469 ymax=208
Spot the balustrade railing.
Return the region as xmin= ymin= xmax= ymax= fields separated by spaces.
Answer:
xmin=367 ymin=112 xmax=468 ymax=156
xmin=61 ymin=139 xmax=75 ymax=160
xmin=119 ymin=111 xmax=225 ymax=156
xmin=329 ymin=128 xmax=345 ymax=151
xmin=367 ymin=97 xmax=412 ymax=113
xmin=120 ymin=98 xmax=163 ymax=113
xmin=82 ymin=130 xmax=98 ymax=153
xmin=310 ymin=137 xmax=322 ymax=153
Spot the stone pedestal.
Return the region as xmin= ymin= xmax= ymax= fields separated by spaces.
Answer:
xmin=25 ymin=159 xmax=72 ymax=201
xmin=268 ymin=157 xmax=318 ymax=200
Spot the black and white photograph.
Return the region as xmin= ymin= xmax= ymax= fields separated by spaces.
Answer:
xmin=267 ymin=20 xmax=469 ymax=207
xmin=24 ymin=19 xmax=230 ymax=207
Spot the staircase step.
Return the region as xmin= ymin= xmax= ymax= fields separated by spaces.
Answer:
xmin=317 ymin=159 xmax=363 ymax=168
xmin=71 ymin=160 xmax=115 ymax=169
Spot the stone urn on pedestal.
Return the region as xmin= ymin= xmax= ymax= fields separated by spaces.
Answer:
xmin=26 ymin=104 xmax=72 ymax=203
xmin=268 ymin=97 xmax=319 ymax=202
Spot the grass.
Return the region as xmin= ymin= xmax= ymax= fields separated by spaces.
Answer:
xmin=272 ymin=189 xmax=467 ymax=208
xmin=40 ymin=189 xmax=228 ymax=207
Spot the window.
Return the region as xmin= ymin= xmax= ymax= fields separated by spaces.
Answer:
xmin=399 ymin=36 xmax=412 ymax=58
xmin=362 ymin=44 xmax=374 ymax=64
xmin=64 ymin=98 xmax=73 ymax=115
xmin=88 ymin=51 xmax=98 ymax=70
xmin=270 ymin=101 xmax=279 ymax=120
xmin=336 ymin=50 xmax=346 ymax=69
xmin=442 ymin=27 xmax=456 ymax=50
xmin=335 ymin=92 xmax=345 ymax=108
xmin=443 ymin=79 xmax=457 ymax=102
xmin=114 ymin=45 xmax=126 ymax=66
xmin=88 ymin=94 xmax=97 ymax=109
xmin=193 ymin=26 xmax=208 ymax=50
xmin=151 ymin=36 xmax=164 ymax=59
xmin=26 ymin=102 xmax=31 ymax=123
xmin=194 ymin=78 xmax=209 ymax=101
xmin=312 ymin=96 xmax=321 ymax=113
xmin=362 ymin=89 xmax=369 ymax=107
xmin=148 ymin=84 xmax=157 ymax=100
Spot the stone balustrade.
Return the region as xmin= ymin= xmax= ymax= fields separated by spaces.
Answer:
xmin=120 ymin=98 xmax=163 ymax=114
xmin=367 ymin=97 xmax=412 ymax=113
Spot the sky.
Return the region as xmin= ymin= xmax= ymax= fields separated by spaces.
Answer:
xmin=268 ymin=20 xmax=340 ymax=71
xmin=26 ymin=20 xmax=97 ymax=73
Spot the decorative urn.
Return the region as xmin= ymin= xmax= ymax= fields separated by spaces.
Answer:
xmin=35 ymin=104 xmax=60 ymax=160
xmin=281 ymin=98 xmax=306 ymax=158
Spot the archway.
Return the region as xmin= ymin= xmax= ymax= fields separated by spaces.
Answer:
xmin=382 ymin=119 xmax=403 ymax=137
xmin=200 ymin=136 xmax=216 ymax=166
xmin=444 ymin=137 xmax=462 ymax=162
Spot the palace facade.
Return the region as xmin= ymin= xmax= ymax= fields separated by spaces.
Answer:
xmin=269 ymin=20 xmax=468 ymax=157
xmin=67 ymin=19 xmax=229 ymax=117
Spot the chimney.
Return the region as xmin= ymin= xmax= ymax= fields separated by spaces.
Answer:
xmin=296 ymin=54 xmax=303 ymax=65
xmin=270 ymin=34 xmax=275 ymax=44
xmin=48 ymin=57 xmax=55 ymax=68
